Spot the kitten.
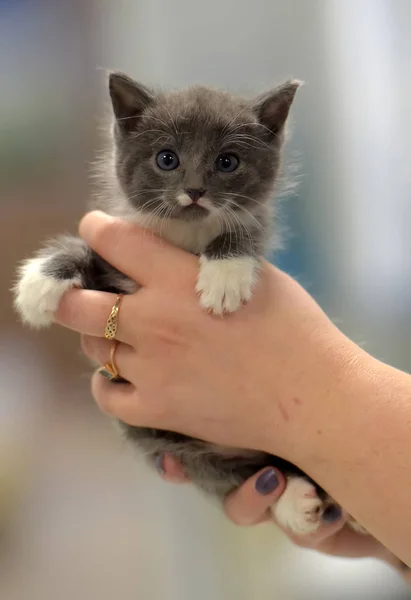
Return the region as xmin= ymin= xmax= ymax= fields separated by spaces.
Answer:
xmin=14 ymin=72 xmax=353 ymax=535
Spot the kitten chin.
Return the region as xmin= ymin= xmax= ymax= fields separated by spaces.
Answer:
xmin=13 ymin=72 xmax=367 ymax=537
xmin=112 ymin=209 xmax=225 ymax=255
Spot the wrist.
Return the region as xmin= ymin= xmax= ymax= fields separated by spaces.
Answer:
xmin=293 ymin=342 xmax=375 ymax=469
xmin=260 ymin=331 xmax=371 ymax=466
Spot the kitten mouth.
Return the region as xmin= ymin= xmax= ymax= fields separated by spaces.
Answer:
xmin=183 ymin=202 xmax=208 ymax=211
xmin=173 ymin=193 xmax=211 ymax=219
xmin=179 ymin=203 xmax=209 ymax=219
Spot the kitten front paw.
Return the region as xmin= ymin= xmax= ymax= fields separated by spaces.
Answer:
xmin=272 ymin=478 xmax=326 ymax=535
xmin=196 ymin=256 xmax=258 ymax=315
xmin=13 ymin=257 xmax=82 ymax=328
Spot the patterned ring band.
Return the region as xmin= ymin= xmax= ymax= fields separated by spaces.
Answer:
xmin=104 ymin=294 xmax=123 ymax=340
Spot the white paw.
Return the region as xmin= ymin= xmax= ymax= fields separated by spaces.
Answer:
xmin=196 ymin=256 xmax=258 ymax=315
xmin=272 ymin=478 xmax=324 ymax=535
xmin=13 ymin=257 xmax=81 ymax=328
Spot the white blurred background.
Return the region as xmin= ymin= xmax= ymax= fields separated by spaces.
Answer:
xmin=1 ymin=0 xmax=411 ymax=598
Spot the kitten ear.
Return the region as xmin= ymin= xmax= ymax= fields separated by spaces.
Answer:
xmin=109 ymin=72 xmax=154 ymax=132
xmin=253 ymin=80 xmax=302 ymax=139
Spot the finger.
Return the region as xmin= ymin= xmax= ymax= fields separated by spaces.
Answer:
xmin=78 ymin=211 xmax=198 ymax=289
xmin=91 ymin=369 xmax=140 ymax=419
xmin=311 ymin=525 xmax=391 ymax=558
xmin=225 ymin=468 xmax=286 ymax=526
xmin=83 ymin=336 xmax=144 ymax=387
xmin=155 ymin=454 xmax=190 ymax=484
xmin=91 ymin=369 xmax=161 ymax=428
xmin=55 ymin=289 xmax=134 ymax=344
xmin=80 ymin=334 xmax=134 ymax=368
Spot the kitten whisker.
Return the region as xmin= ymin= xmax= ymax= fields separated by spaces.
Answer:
xmin=220 ymin=106 xmax=249 ymax=138
xmin=115 ymin=114 xmax=176 ymax=138
xmin=223 ymin=205 xmax=257 ymax=252
xmin=227 ymin=120 xmax=274 ymax=137
xmin=219 ymin=192 xmax=267 ymax=208
xmin=138 ymin=202 xmax=169 ymax=234
xmin=224 ymin=200 xmax=265 ymax=233
xmin=218 ymin=207 xmax=233 ymax=250
xmin=157 ymin=101 xmax=180 ymax=137
xmin=145 ymin=115 xmax=175 ymax=131
xmin=228 ymin=141 xmax=268 ymax=152
xmin=139 ymin=198 xmax=164 ymax=212
xmin=159 ymin=205 xmax=175 ymax=238
xmin=222 ymin=207 xmax=247 ymax=250
xmin=129 ymin=128 xmax=170 ymax=141
xmin=116 ymin=115 xmax=141 ymax=122
xmin=124 ymin=189 xmax=169 ymax=202
xmin=150 ymin=135 xmax=172 ymax=147
xmin=223 ymin=133 xmax=273 ymax=151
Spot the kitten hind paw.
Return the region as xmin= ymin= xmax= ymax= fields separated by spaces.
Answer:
xmin=272 ymin=478 xmax=326 ymax=535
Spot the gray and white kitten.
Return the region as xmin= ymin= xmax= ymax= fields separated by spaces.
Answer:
xmin=14 ymin=72 xmax=355 ymax=535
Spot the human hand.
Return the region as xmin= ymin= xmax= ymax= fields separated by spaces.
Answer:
xmin=156 ymin=454 xmax=411 ymax=583
xmin=56 ymin=211 xmax=365 ymax=466
xmin=55 ymin=211 xmax=411 ymax=566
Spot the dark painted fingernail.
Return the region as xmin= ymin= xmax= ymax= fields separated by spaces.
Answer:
xmin=155 ymin=454 xmax=165 ymax=476
xmin=255 ymin=469 xmax=279 ymax=495
xmin=322 ymin=504 xmax=342 ymax=523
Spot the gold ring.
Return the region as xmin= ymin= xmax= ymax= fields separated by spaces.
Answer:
xmin=98 ymin=341 xmax=121 ymax=380
xmin=104 ymin=294 xmax=123 ymax=340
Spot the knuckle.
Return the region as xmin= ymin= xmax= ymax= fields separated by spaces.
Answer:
xmin=147 ymin=314 xmax=189 ymax=351
xmin=143 ymin=300 xmax=188 ymax=347
xmin=155 ymin=326 xmax=187 ymax=350
xmin=88 ymin=215 xmax=120 ymax=249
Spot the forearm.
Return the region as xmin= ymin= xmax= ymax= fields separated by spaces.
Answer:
xmin=51 ymin=216 xmax=411 ymax=564
xmin=291 ymin=349 xmax=411 ymax=566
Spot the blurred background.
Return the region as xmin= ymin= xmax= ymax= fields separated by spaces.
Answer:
xmin=1 ymin=0 xmax=411 ymax=598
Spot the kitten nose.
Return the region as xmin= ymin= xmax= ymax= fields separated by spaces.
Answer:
xmin=184 ymin=188 xmax=206 ymax=202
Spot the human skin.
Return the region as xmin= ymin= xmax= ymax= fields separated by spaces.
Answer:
xmin=157 ymin=457 xmax=411 ymax=583
xmin=55 ymin=211 xmax=411 ymax=567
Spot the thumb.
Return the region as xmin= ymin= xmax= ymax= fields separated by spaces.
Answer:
xmin=225 ymin=468 xmax=285 ymax=526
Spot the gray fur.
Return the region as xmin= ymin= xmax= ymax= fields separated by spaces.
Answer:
xmin=14 ymin=73 xmax=350 ymax=533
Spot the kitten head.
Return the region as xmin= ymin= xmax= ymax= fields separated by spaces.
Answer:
xmin=108 ymin=72 xmax=300 ymax=223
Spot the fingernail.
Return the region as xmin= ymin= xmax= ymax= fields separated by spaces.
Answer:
xmin=255 ymin=468 xmax=279 ymax=495
xmin=155 ymin=454 xmax=165 ymax=476
xmin=322 ymin=504 xmax=342 ymax=523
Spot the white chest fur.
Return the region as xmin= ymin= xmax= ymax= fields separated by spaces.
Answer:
xmin=123 ymin=210 xmax=224 ymax=254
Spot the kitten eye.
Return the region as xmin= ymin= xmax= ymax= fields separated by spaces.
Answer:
xmin=156 ymin=150 xmax=179 ymax=171
xmin=216 ymin=153 xmax=239 ymax=173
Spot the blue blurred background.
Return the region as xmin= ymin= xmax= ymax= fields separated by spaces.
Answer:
xmin=1 ymin=1 xmax=411 ymax=598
